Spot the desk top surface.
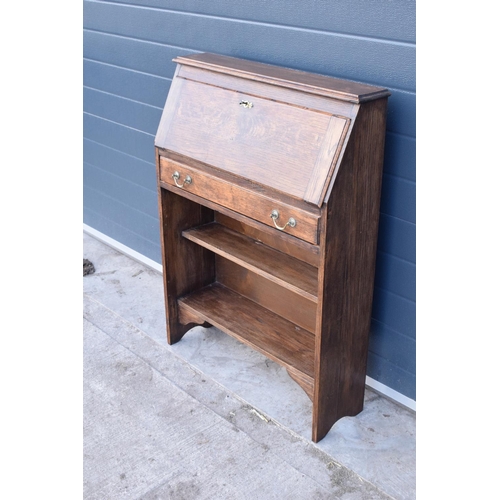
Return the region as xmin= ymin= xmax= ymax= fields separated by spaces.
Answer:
xmin=174 ymin=53 xmax=390 ymax=104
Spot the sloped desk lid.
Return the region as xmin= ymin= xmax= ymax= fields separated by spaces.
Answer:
xmin=155 ymin=53 xmax=390 ymax=207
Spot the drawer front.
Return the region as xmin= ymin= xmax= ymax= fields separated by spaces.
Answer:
xmin=159 ymin=157 xmax=319 ymax=244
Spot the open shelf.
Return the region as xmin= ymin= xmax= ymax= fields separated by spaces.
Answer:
xmin=182 ymin=223 xmax=318 ymax=303
xmin=178 ymin=283 xmax=315 ymax=395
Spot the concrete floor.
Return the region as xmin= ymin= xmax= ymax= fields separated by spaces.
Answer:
xmin=83 ymin=232 xmax=416 ymax=499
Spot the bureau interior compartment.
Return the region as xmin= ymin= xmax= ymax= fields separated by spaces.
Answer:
xmin=160 ymin=188 xmax=319 ymax=400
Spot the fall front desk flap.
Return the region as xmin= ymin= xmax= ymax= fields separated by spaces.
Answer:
xmin=155 ymin=53 xmax=390 ymax=208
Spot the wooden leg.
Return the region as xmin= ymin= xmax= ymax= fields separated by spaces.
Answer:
xmin=312 ymin=344 xmax=367 ymax=442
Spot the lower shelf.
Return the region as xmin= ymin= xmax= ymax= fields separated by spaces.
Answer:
xmin=178 ymin=283 xmax=315 ymax=398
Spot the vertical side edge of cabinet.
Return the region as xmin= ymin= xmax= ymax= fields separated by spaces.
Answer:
xmin=154 ymin=64 xmax=183 ymax=150
xmin=312 ymin=98 xmax=389 ymax=442
xmin=155 ymin=147 xmax=216 ymax=344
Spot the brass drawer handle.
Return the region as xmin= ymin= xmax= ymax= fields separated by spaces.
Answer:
xmin=270 ymin=210 xmax=296 ymax=231
xmin=239 ymin=100 xmax=253 ymax=109
xmin=172 ymin=171 xmax=192 ymax=188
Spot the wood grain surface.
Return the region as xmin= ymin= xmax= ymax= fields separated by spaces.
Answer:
xmin=215 ymin=212 xmax=320 ymax=267
xmin=183 ymin=223 xmax=318 ymax=302
xmin=157 ymin=78 xmax=347 ymax=206
xmin=178 ymin=283 xmax=315 ymax=389
xmin=312 ymin=98 xmax=388 ymax=442
xmin=174 ymin=53 xmax=391 ymax=103
xmin=216 ymin=257 xmax=317 ymax=334
xmin=159 ymin=156 xmax=320 ymax=244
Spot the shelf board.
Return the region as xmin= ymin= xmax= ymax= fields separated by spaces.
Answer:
xmin=182 ymin=223 xmax=318 ymax=303
xmin=178 ymin=283 xmax=315 ymax=388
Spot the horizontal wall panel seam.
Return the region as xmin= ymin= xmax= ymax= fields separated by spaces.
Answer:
xmin=84 ymin=159 xmax=157 ymax=196
xmin=83 ymin=27 xmax=200 ymax=52
xmin=387 ymin=130 xmax=416 ymax=141
xmin=374 ymin=286 xmax=416 ymax=302
xmin=83 ymin=111 xmax=155 ymax=137
xmin=383 ymin=172 xmax=415 ymax=186
xmin=380 ymin=172 xmax=416 ymax=185
xmin=84 ymin=137 xmax=154 ymax=167
xmin=378 ymin=212 xmax=416 ymax=225
xmin=84 ymin=57 xmax=174 ymax=81
xmin=84 ymin=85 xmax=164 ymax=110
xmin=89 ymin=0 xmax=415 ymax=43
xmin=371 ymin=318 xmax=416 ymax=343
xmin=84 ymin=178 xmax=158 ymax=222
xmin=374 ymin=286 xmax=415 ymax=305
xmin=377 ymin=251 xmax=415 ymax=267
xmin=380 ymin=214 xmax=415 ymax=228
xmin=84 ymin=0 xmax=415 ymax=47
xmin=82 ymin=29 xmax=414 ymax=93
xmin=84 ymin=205 xmax=161 ymax=251
xmin=84 ymin=183 xmax=159 ymax=229
xmin=377 ymin=252 xmax=415 ymax=268
xmin=367 ymin=351 xmax=415 ymax=378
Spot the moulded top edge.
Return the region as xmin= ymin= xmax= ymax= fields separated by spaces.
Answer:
xmin=173 ymin=53 xmax=390 ymax=104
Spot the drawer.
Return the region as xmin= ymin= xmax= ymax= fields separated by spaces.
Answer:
xmin=159 ymin=157 xmax=319 ymax=244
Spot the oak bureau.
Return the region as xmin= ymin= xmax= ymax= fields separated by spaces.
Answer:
xmin=154 ymin=53 xmax=390 ymax=442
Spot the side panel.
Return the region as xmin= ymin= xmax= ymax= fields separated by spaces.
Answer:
xmin=313 ymin=98 xmax=388 ymax=442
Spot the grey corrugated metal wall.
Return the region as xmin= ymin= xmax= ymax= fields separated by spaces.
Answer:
xmin=83 ymin=0 xmax=416 ymax=400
